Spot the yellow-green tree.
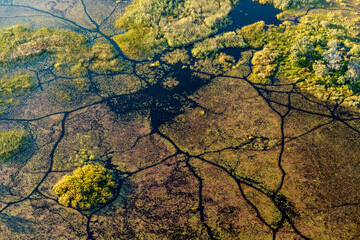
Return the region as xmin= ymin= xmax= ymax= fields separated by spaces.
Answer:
xmin=53 ymin=164 xmax=117 ymax=210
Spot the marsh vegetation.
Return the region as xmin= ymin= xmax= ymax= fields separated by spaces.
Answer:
xmin=113 ymin=0 xmax=239 ymax=59
xmin=0 ymin=0 xmax=359 ymax=239
xmin=0 ymin=129 xmax=26 ymax=161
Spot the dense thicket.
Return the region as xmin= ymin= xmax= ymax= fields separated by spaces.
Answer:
xmin=53 ymin=164 xmax=117 ymax=210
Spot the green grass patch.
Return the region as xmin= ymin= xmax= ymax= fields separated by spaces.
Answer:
xmin=0 ymin=73 xmax=35 ymax=114
xmin=0 ymin=26 xmax=127 ymax=76
xmin=0 ymin=130 xmax=26 ymax=161
xmin=191 ymin=31 xmax=248 ymax=58
xmin=112 ymin=26 xmax=167 ymax=60
xmin=113 ymin=0 xmax=238 ymax=60
xmin=237 ymin=21 xmax=269 ymax=49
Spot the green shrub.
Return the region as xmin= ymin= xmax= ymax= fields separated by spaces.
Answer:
xmin=53 ymin=164 xmax=117 ymax=210
xmin=289 ymin=36 xmax=316 ymax=67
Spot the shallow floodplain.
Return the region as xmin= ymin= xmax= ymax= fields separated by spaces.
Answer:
xmin=0 ymin=0 xmax=360 ymax=239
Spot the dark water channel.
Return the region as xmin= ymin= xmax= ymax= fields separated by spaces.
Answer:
xmin=0 ymin=0 xmax=282 ymax=130
xmin=223 ymin=0 xmax=282 ymax=33
xmin=221 ymin=0 xmax=282 ymax=60
xmin=0 ymin=1 xmax=287 ymax=238
xmin=142 ymin=0 xmax=282 ymax=129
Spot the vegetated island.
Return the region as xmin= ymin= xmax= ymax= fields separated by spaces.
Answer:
xmin=0 ymin=0 xmax=359 ymax=239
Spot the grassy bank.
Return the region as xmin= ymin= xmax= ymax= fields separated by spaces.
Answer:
xmin=113 ymin=0 xmax=238 ymax=60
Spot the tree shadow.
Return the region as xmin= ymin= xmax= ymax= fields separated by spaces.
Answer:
xmin=0 ymin=213 xmax=36 ymax=234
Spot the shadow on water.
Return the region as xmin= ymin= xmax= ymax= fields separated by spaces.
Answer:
xmin=0 ymin=0 xmax=281 ymax=130
xmin=107 ymin=0 xmax=281 ymax=130
xmin=106 ymin=64 xmax=209 ymax=130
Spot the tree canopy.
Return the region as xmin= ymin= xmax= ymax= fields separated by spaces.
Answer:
xmin=53 ymin=164 xmax=117 ymax=210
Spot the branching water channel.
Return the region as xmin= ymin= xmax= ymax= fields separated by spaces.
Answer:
xmin=0 ymin=0 xmax=360 ymax=239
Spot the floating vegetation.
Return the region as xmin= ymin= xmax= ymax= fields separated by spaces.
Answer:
xmin=161 ymin=49 xmax=190 ymax=65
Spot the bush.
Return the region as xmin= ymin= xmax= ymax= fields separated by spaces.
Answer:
xmin=289 ymin=36 xmax=316 ymax=67
xmin=53 ymin=164 xmax=117 ymax=210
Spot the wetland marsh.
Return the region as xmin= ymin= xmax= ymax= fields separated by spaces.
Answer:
xmin=0 ymin=0 xmax=360 ymax=239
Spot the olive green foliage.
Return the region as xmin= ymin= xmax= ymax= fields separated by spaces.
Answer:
xmin=247 ymin=13 xmax=360 ymax=106
xmin=57 ymin=148 xmax=98 ymax=171
xmin=289 ymin=36 xmax=316 ymax=67
xmin=215 ymin=52 xmax=236 ymax=68
xmin=53 ymin=164 xmax=117 ymax=210
xmin=237 ymin=21 xmax=268 ymax=48
xmin=250 ymin=46 xmax=279 ymax=84
xmin=0 ymin=26 xmax=87 ymax=64
xmin=0 ymin=26 xmax=126 ymax=75
xmin=89 ymin=43 xmax=126 ymax=73
xmin=256 ymin=0 xmax=322 ymax=10
xmin=70 ymin=149 xmax=97 ymax=165
xmin=191 ymin=31 xmax=248 ymax=58
xmin=114 ymin=0 xmax=237 ymax=60
xmin=113 ymin=26 xmax=168 ymax=61
xmin=161 ymin=49 xmax=189 ymax=65
xmin=0 ymin=73 xmax=35 ymax=113
xmin=0 ymin=130 xmax=26 ymax=161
